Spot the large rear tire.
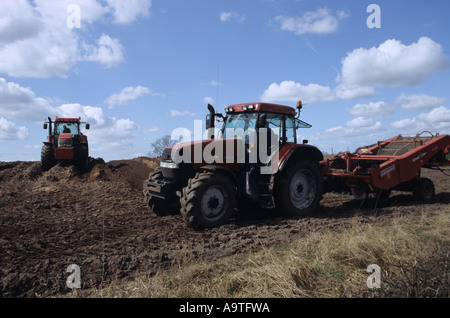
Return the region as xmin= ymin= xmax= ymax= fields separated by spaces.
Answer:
xmin=180 ymin=171 xmax=236 ymax=229
xmin=41 ymin=144 xmax=56 ymax=171
xmin=274 ymin=160 xmax=322 ymax=217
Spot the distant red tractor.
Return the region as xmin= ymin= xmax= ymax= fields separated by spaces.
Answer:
xmin=143 ymin=101 xmax=324 ymax=229
xmin=41 ymin=116 xmax=90 ymax=171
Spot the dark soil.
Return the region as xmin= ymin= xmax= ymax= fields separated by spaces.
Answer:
xmin=0 ymin=157 xmax=449 ymax=297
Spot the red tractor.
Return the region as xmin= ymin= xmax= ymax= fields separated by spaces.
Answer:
xmin=41 ymin=116 xmax=90 ymax=171
xmin=143 ymin=101 xmax=324 ymax=229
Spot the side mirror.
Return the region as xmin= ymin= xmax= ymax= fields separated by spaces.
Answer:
xmin=43 ymin=123 xmax=48 ymax=130
xmin=86 ymin=123 xmax=90 ymax=130
xmin=257 ymin=114 xmax=267 ymax=128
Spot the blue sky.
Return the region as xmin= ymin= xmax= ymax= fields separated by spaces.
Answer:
xmin=1 ymin=0 xmax=450 ymax=161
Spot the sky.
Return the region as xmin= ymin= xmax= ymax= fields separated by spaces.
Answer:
xmin=1 ymin=0 xmax=450 ymax=162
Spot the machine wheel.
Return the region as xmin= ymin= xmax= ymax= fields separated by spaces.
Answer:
xmin=74 ymin=145 xmax=89 ymax=171
xmin=351 ymin=182 xmax=369 ymax=201
xmin=372 ymin=188 xmax=391 ymax=207
xmin=274 ymin=160 xmax=322 ymax=217
xmin=146 ymin=170 xmax=180 ymax=216
xmin=41 ymin=144 xmax=56 ymax=171
xmin=180 ymin=171 xmax=236 ymax=229
xmin=413 ymin=178 xmax=435 ymax=201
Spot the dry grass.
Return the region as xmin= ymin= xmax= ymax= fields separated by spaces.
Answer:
xmin=67 ymin=205 xmax=449 ymax=298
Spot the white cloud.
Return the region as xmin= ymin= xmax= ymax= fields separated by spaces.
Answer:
xmin=25 ymin=144 xmax=41 ymax=150
xmin=395 ymin=93 xmax=446 ymax=110
xmin=417 ymin=106 xmax=450 ymax=124
xmin=0 ymin=0 xmax=42 ymax=43
xmin=170 ymin=110 xmax=196 ymax=117
xmin=348 ymin=101 xmax=395 ymax=117
xmin=56 ymin=103 xmax=140 ymax=156
xmin=391 ymin=106 xmax=450 ymax=133
xmin=143 ymin=127 xmax=158 ymax=133
xmin=335 ymin=37 xmax=450 ymax=99
xmin=390 ymin=117 xmax=419 ymax=131
xmin=308 ymin=120 xmax=382 ymax=141
xmin=346 ymin=117 xmax=375 ymax=128
xmin=203 ymin=97 xmax=214 ymax=105
xmin=82 ymin=34 xmax=124 ymax=68
xmin=0 ymin=78 xmax=56 ymax=121
xmin=0 ymin=0 xmax=151 ymax=78
xmin=261 ymin=81 xmax=335 ymax=104
xmin=220 ymin=12 xmax=245 ymax=23
xmin=334 ymin=83 xmax=375 ymax=100
xmin=0 ymin=117 xmax=28 ymax=141
xmin=274 ymin=7 xmax=349 ymax=35
xmin=105 ymin=0 xmax=152 ymax=24
xmin=336 ymin=10 xmax=351 ymax=20
xmin=106 ymin=85 xmax=157 ymax=108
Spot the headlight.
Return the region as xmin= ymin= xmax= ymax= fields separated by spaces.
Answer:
xmin=160 ymin=161 xmax=179 ymax=169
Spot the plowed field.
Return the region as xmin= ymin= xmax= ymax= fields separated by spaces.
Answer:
xmin=0 ymin=158 xmax=449 ymax=297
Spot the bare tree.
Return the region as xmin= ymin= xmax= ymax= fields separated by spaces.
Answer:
xmin=148 ymin=135 xmax=175 ymax=157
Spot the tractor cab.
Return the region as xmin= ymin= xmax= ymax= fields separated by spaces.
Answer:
xmin=218 ymin=101 xmax=311 ymax=142
xmin=206 ymin=101 xmax=313 ymax=168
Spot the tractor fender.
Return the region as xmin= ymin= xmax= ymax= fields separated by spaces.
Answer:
xmin=80 ymin=135 xmax=88 ymax=143
xmin=199 ymin=165 xmax=239 ymax=187
xmin=278 ymin=145 xmax=324 ymax=173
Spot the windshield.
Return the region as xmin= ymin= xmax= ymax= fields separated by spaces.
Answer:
xmin=222 ymin=113 xmax=258 ymax=143
xmin=55 ymin=122 xmax=79 ymax=136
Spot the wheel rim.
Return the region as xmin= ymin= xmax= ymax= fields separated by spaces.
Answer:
xmin=200 ymin=186 xmax=226 ymax=221
xmin=289 ymin=170 xmax=316 ymax=209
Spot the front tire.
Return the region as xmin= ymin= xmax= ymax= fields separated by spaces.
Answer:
xmin=41 ymin=144 xmax=56 ymax=171
xmin=74 ymin=145 xmax=89 ymax=171
xmin=274 ymin=160 xmax=322 ymax=217
xmin=180 ymin=172 xmax=236 ymax=229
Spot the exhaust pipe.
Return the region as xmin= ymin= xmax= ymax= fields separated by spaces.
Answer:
xmin=207 ymin=104 xmax=215 ymax=139
xmin=48 ymin=117 xmax=52 ymax=136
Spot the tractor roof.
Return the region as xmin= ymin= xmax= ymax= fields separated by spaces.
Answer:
xmin=225 ymin=102 xmax=296 ymax=116
xmin=55 ymin=117 xmax=81 ymax=123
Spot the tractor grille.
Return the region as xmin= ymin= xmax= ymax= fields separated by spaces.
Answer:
xmin=58 ymin=138 xmax=73 ymax=148
xmin=162 ymin=148 xmax=172 ymax=161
